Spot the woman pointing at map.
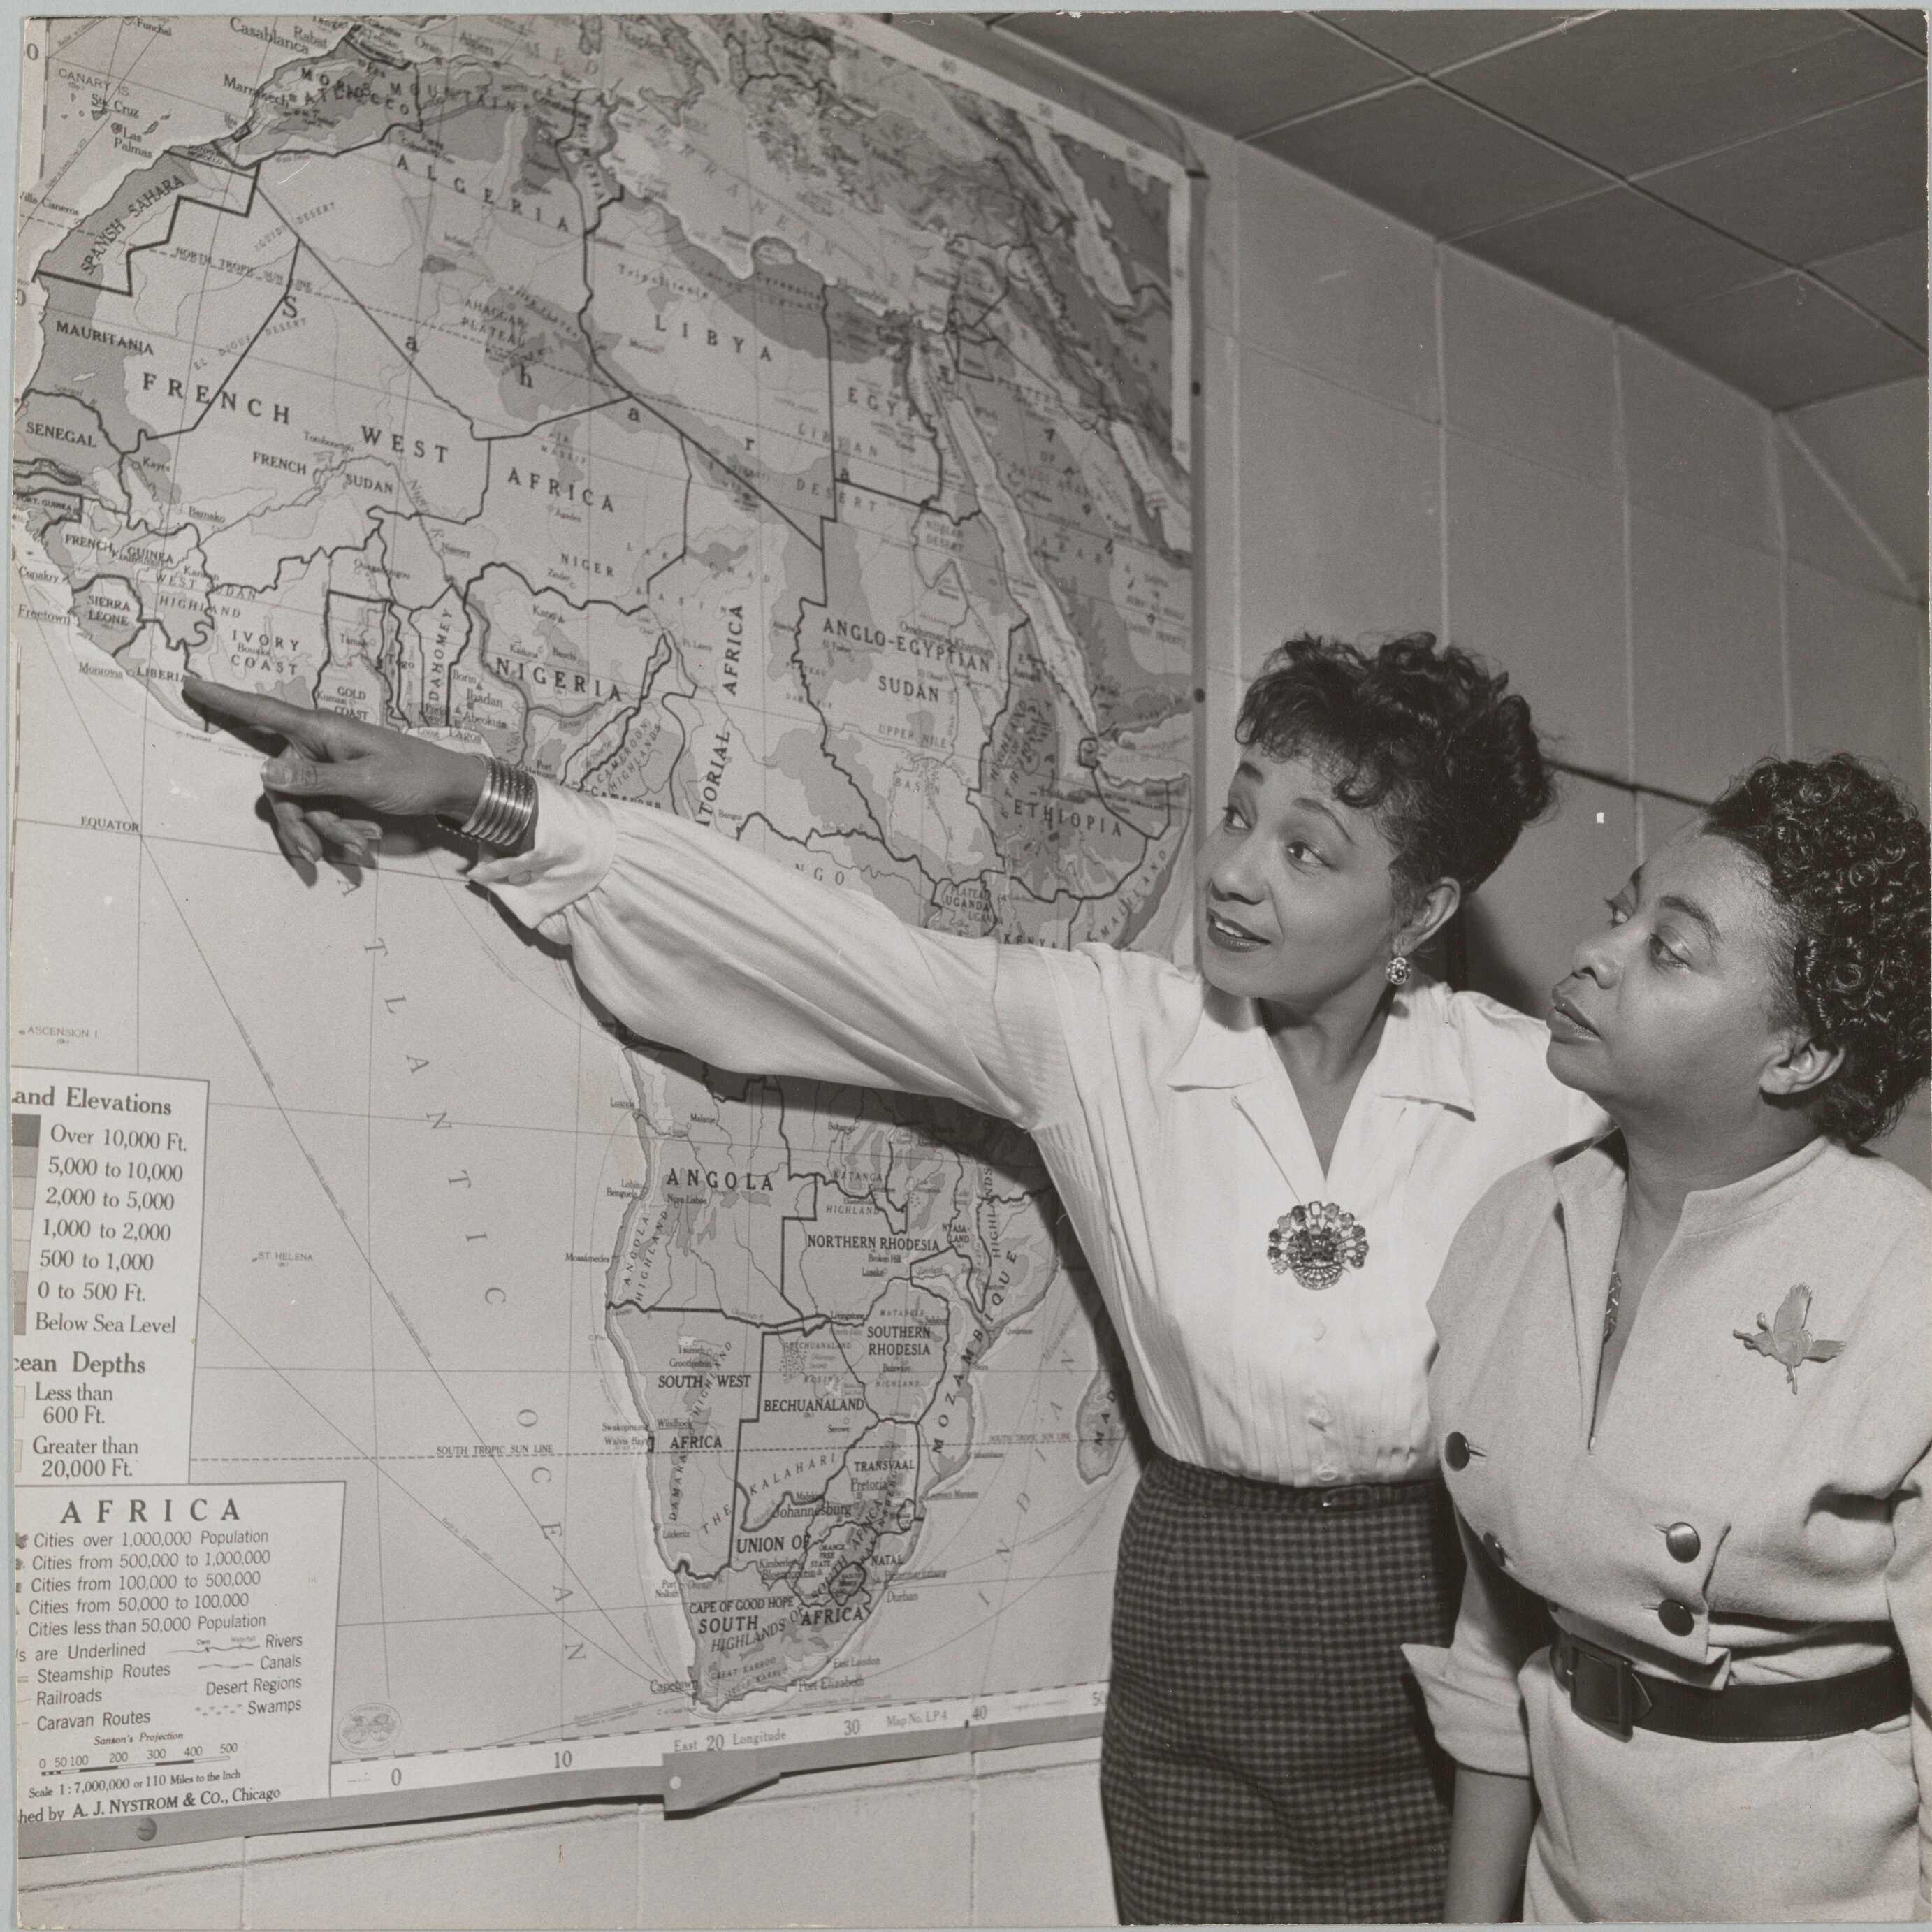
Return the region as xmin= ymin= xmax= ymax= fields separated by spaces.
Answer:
xmin=187 ymin=634 xmax=1601 ymax=1924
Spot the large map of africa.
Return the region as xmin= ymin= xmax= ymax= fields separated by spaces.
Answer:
xmin=10 ymin=13 xmax=1193 ymax=1815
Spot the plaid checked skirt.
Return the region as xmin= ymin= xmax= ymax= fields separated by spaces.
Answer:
xmin=1101 ymin=1453 xmax=1464 ymax=1924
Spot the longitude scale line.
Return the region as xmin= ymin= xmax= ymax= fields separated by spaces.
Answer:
xmin=363 ymin=835 xmax=392 ymax=1699
xmin=734 ymin=99 xmax=769 ymax=1602
xmin=561 ymin=13 xmax=616 ymax=1744
xmin=362 ymin=15 xmax=451 ymax=1708
xmin=122 ymin=13 xmax=157 ymax=1089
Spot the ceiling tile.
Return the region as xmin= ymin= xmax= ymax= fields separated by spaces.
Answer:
xmin=1634 ymin=273 xmax=1925 ymax=409
xmin=1251 ymin=84 xmax=1604 ymax=235
xmin=1316 ymin=11 xmax=1585 ymax=75
xmin=1811 ymin=229 xmax=1928 ymax=344
xmin=1446 ymin=11 xmax=1922 ymax=176
xmin=1456 ymin=187 xmax=1775 ymax=321
xmin=1857 ymin=10 xmax=1929 ymax=53
xmin=1641 ymin=84 xmax=1926 ymax=264
xmin=994 ymin=12 xmax=1407 ymax=137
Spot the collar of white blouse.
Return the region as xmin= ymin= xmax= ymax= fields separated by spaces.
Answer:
xmin=1166 ymin=977 xmax=1478 ymax=1207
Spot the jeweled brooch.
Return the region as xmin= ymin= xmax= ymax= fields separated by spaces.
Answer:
xmin=1268 ymin=1201 xmax=1369 ymax=1291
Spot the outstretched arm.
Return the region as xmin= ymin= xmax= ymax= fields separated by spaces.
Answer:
xmin=182 ymin=680 xmax=1080 ymax=1130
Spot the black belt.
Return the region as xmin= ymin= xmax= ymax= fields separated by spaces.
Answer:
xmin=1550 ymin=1631 xmax=1910 ymax=1743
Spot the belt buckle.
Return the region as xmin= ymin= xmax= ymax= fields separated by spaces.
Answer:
xmin=1559 ymin=1639 xmax=1653 ymax=1742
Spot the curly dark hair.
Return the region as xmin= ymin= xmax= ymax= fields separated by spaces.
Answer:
xmin=1235 ymin=632 xmax=1555 ymax=906
xmin=1705 ymin=755 xmax=1931 ymax=1147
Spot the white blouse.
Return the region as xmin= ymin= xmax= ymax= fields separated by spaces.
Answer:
xmin=476 ymin=782 xmax=1605 ymax=1487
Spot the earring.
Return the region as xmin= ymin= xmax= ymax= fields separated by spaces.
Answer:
xmin=1386 ymin=954 xmax=1411 ymax=987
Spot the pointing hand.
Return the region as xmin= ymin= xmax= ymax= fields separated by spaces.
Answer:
xmin=182 ymin=678 xmax=489 ymax=871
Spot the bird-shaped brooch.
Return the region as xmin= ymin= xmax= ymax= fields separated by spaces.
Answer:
xmin=1734 ymin=1284 xmax=1844 ymax=1392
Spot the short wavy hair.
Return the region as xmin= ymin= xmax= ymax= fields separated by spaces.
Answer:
xmin=1235 ymin=632 xmax=1555 ymax=907
xmin=1705 ymin=755 xmax=1931 ymax=1147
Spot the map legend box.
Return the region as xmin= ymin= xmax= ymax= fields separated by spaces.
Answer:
xmin=11 ymin=1072 xmax=208 ymax=1487
xmin=15 ymin=1482 xmax=344 ymax=1825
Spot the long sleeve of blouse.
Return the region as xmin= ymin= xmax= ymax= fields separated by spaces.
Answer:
xmin=471 ymin=779 xmax=1604 ymax=1490
xmin=472 ymin=780 xmax=1078 ymax=1132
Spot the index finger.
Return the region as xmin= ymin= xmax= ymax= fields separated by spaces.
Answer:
xmin=182 ymin=678 xmax=369 ymax=755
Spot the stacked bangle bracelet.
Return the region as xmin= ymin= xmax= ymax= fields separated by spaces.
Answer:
xmin=446 ymin=757 xmax=539 ymax=850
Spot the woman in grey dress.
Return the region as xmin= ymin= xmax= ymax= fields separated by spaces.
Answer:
xmin=1411 ymin=753 xmax=1931 ymax=1922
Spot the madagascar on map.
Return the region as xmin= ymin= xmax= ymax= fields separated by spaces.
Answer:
xmin=10 ymin=13 xmax=1195 ymax=1810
